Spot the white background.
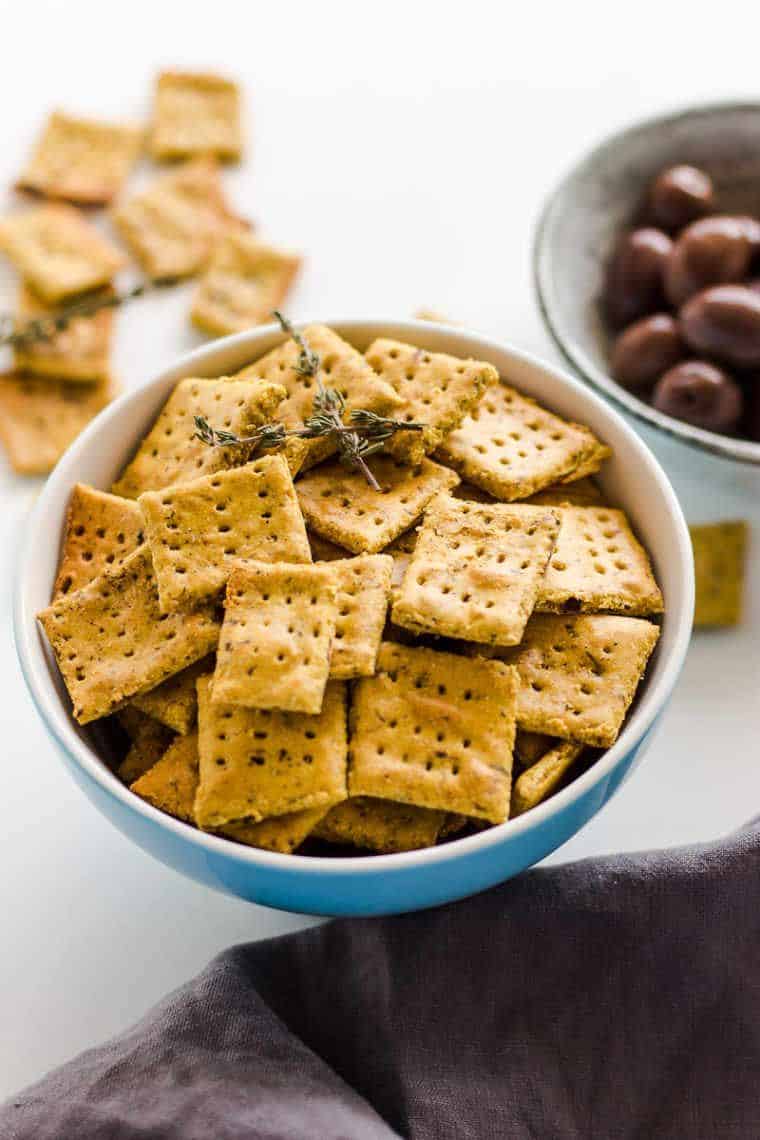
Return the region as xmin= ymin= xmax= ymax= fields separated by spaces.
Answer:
xmin=2 ymin=0 xmax=759 ymax=1100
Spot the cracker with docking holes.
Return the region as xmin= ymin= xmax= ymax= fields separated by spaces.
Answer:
xmin=113 ymin=158 xmax=246 ymax=279
xmin=132 ymin=656 xmax=213 ymax=734
xmin=191 ymin=233 xmax=301 ymax=337
xmin=436 ymin=382 xmax=609 ymax=501
xmin=511 ymin=741 xmax=585 ymax=816
xmin=364 ymin=338 xmax=497 ymax=464
xmin=348 ymin=642 xmax=518 ymax=823
xmin=111 ymin=377 xmax=285 ymax=499
xmin=313 ymin=796 xmax=446 ymax=853
xmin=213 ymin=561 xmax=337 ymax=714
xmin=116 ymin=708 xmax=174 ymax=785
xmin=321 ymin=554 xmax=393 ymax=679
xmin=151 ymin=70 xmax=243 ymax=162
xmin=392 ymin=496 xmax=560 ymax=645
xmin=535 ymin=505 xmax=664 ymax=616
xmin=138 ymin=456 xmax=311 ymax=612
xmin=236 ymin=324 xmax=402 ymax=472
xmin=37 ymin=546 xmax=221 ymax=724
xmin=525 ymin=477 xmax=605 ymax=508
xmin=14 ymin=283 xmax=113 ymax=383
xmin=497 ymin=612 xmax=660 ymax=747
xmin=53 ymin=484 xmax=144 ymax=598
xmin=0 ymin=204 xmax=126 ymax=302
xmin=0 ymin=372 xmax=113 ymax=476
xmin=296 ymin=455 xmax=459 ymax=555
xmin=690 ymin=521 xmax=748 ymax=628
xmin=18 ymin=110 xmax=142 ymax=206
xmin=194 ymin=675 xmax=347 ymax=828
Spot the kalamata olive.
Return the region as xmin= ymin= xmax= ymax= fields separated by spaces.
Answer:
xmin=680 ymin=285 xmax=760 ymax=366
xmin=604 ymin=228 xmax=672 ymax=328
xmin=652 ymin=360 xmax=743 ymax=432
xmin=664 ymin=216 xmax=760 ymax=307
xmin=611 ymin=313 xmax=684 ymax=389
xmin=647 ymin=165 xmax=714 ymax=232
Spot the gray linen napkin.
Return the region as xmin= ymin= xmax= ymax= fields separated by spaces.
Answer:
xmin=3 ymin=820 xmax=759 ymax=1140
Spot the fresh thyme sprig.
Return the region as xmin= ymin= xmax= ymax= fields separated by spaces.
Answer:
xmin=193 ymin=416 xmax=289 ymax=452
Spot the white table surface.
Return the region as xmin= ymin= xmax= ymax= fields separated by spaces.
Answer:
xmin=2 ymin=0 xmax=759 ymax=1100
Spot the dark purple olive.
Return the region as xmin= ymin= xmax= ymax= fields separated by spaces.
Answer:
xmin=652 ymin=360 xmax=743 ymax=432
xmin=647 ymin=165 xmax=715 ymax=232
xmin=611 ymin=314 xmax=684 ymax=389
xmin=680 ymin=285 xmax=760 ymax=367
xmin=603 ymin=228 xmax=672 ymax=329
xmin=664 ymin=216 xmax=760 ymax=307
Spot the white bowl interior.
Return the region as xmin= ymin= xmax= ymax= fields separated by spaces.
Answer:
xmin=15 ymin=319 xmax=694 ymax=873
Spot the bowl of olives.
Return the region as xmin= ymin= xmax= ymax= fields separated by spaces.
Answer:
xmin=534 ymin=102 xmax=760 ymax=464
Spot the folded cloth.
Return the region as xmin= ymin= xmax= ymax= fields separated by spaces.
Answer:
xmin=3 ymin=820 xmax=760 ymax=1140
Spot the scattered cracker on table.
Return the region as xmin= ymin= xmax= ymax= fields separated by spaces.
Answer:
xmin=436 ymin=382 xmax=609 ymax=501
xmin=496 ymin=612 xmax=660 ymax=747
xmin=132 ymin=656 xmax=213 ymax=734
xmin=151 ymin=70 xmax=243 ymax=162
xmin=322 ymin=554 xmax=393 ymax=679
xmin=191 ymin=233 xmax=301 ymax=337
xmin=116 ymin=708 xmax=174 ymax=785
xmin=38 ymin=546 xmax=221 ymax=724
xmin=392 ymin=496 xmax=560 ymax=645
xmin=0 ymin=373 xmax=113 ymax=476
xmin=314 ymin=796 xmax=446 ymax=853
xmin=213 ymin=561 xmax=337 ymax=714
xmin=13 ymin=283 xmax=113 ymax=383
xmin=139 ymin=456 xmax=311 ymax=612
xmin=0 ymin=204 xmax=126 ymax=303
xmin=112 ymin=158 xmax=246 ymax=280
xmin=364 ymin=338 xmax=497 ymax=464
xmin=535 ymin=505 xmax=664 ymax=617
xmin=194 ymin=675 xmax=347 ymax=828
xmin=53 ymin=483 xmax=143 ymax=598
xmin=511 ymin=741 xmax=585 ymax=816
xmin=690 ymin=521 xmax=748 ymax=628
xmin=525 ymin=477 xmax=605 ymax=508
xmin=236 ymin=324 xmax=402 ymax=472
xmin=296 ymin=455 xmax=459 ymax=554
xmin=17 ymin=110 xmax=142 ymax=206
xmin=130 ymin=733 xmax=199 ymax=821
xmin=111 ymin=377 xmax=285 ymax=499
xmin=348 ymin=641 xmax=518 ymax=823
xmin=513 ymin=729 xmax=557 ymax=771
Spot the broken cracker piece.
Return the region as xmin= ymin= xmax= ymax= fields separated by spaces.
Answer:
xmin=13 ymin=284 xmax=113 ymax=383
xmin=191 ymin=233 xmax=301 ymax=337
xmin=18 ymin=110 xmax=142 ymax=206
xmin=511 ymin=741 xmax=585 ymax=816
xmin=132 ymin=656 xmax=213 ymax=734
xmin=690 ymin=521 xmax=748 ymax=628
xmin=322 ymin=554 xmax=393 ymax=679
xmin=131 ymin=733 xmax=200 ymax=822
xmin=0 ymin=372 xmax=112 ymax=476
xmin=151 ymin=70 xmax=243 ymax=162
xmin=53 ymin=483 xmax=144 ymax=598
xmin=313 ymin=796 xmax=446 ymax=853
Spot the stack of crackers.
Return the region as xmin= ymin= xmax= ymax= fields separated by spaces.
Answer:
xmin=38 ymin=322 xmax=664 ymax=856
xmin=0 ymin=72 xmax=301 ymax=475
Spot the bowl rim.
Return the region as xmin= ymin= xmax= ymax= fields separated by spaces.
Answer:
xmin=533 ymin=98 xmax=760 ymax=467
xmin=14 ymin=318 xmax=695 ymax=877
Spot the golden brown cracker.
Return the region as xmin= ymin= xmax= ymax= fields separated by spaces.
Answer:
xmin=313 ymin=796 xmax=446 ymax=853
xmin=364 ymin=338 xmax=497 ymax=464
xmin=13 ymin=283 xmax=113 ymax=383
xmin=132 ymin=656 xmax=212 ymax=734
xmin=513 ymin=729 xmax=556 ymax=770
xmin=219 ymin=808 xmax=326 ymax=854
xmin=524 ymin=478 xmax=606 ymax=508
xmin=18 ymin=110 xmax=142 ymax=205
xmin=690 ymin=521 xmax=748 ymax=628
xmin=151 ymin=70 xmax=243 ymax=162
xmin=348 ymin=642 xmax=518 ymax=824
xmin=0 ymin=372 xmax=113 ymax=476
xmin=511 ymin=741 xmax=585 ymax=816
xmin=561 ymin=436 xmax=612 ymax=483
xmin=191 ymin=233 xmax=301 ymax=336
xmin=321 ymin=555 xmax=393 ymax=679
xmin=53 ymin=483 xmax=143 ymax=598
xmin=130 ymin=733 xmax=199 ymax=822
xmin=116 ymin=709 xmax=174 ymax=785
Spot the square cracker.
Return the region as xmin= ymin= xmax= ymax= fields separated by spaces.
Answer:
xmin=436 ymin=382 xmax=609 ymax=501
xmin=112 ymin=158 xmax=246 ymax=280
xmin=139 ymin=456 xmax=311 ymax=612
xmin=0 ymin=205 xmax=126 ymax=303
xmin=194 ymin=675 xmax=347 ymax=827
xmin=364 ymin=338 xmax=497 ymax=464
xmin=13 ymin=284 xmax=113 ymax=383
xmin=53 ymin=483 xmax=144 ymax=598
xmin=536 ymin=505 xmax=664 ymax=617
xmin=496 ymin=612 xmax=660 ymax=748
xmin=348 ymin=642 xmax=518 ymax=824
xmin=235 ymin=324 xmax=402 ymax=472
xmin=132 ymin=656 xmax=213 ymax=734
xmin=111 ymin=377 xmax=285 ymax=499
xmin=213 ymin=561 xmax=337 ymax=714
xmin=313 ymin=796 xmax=446 ymax=853
xmin=511 ymin=741 xmax=585 ymax=816
xmin=296 ymin=455 xmax=459 ymax=555
xmin=321 ymin=554 xmax=393 ymax=679
xmin=690 ymin=521 xmax=748 ymax=628
xmin=0 ymin=372 xmax=113 ymax=476
xmin=191 ymin=233 xmax=301 ymax=337
xmin=18 ymin=110 xmax=142 ymax=206
xmin=391 ymin=496 xmax=560 ymax=645
xmin=117 ymin=710 xmax=174 ymax=785
xmin=38 ymin=546 xmax=221 ymax=724
xmin=151 ymin=70 xmax=243 ymax=162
